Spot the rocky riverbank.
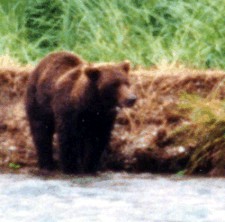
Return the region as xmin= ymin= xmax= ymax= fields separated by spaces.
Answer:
xmin=0 ymin=57 xmax=224 ymax=176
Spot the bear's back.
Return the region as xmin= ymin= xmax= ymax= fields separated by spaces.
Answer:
xmin=26 ymin=52 xmax=84 ymax=113
xmin=31 ymin=51 xmax=83 ymax=86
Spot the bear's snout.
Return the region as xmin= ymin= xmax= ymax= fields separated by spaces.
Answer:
xmin=124 ymin=94 xmax=137 ymax=107
xmin=118 ymin=84 xmax=137 ymax=108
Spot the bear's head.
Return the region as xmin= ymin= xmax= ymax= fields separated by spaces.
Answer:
xmin=85 ymin=61 xmax=137 ymax=109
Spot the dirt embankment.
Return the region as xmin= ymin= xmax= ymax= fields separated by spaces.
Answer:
xmin=0 ymin=57 xmax=224 ymax=176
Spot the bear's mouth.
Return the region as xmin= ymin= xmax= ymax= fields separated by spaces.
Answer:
xmin=115 ymin=106 xmax=122 ymax=112
xmin=115 ymin=100 xmax=136 ymax=111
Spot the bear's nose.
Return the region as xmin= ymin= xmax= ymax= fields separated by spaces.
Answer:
xmin=125 ymin=95 xmax=137 ymax=107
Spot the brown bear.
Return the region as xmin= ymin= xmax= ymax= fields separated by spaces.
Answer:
xmin=25 ymin=51 xmax=136 ymax=174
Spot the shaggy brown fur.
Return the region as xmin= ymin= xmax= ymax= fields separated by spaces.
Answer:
xmin=25 ymin=51 xmax=136 ymax=174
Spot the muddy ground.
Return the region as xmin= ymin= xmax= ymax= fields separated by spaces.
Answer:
xmin=0 ymin=57 xmax=224 ymax=176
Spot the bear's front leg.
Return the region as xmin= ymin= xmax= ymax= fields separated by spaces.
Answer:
xmin=85 ymin=112 xmax=116 ymax=173
xmin=85 ymin=132 xmax=110 ymax=173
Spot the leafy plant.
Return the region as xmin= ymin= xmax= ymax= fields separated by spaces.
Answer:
xmin=179 ymin=92 xmax=225 ymax=174
xmin=9 ymin=162 xmax=21 ymax=169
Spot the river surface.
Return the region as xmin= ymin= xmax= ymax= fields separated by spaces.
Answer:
xmin=0 ymin=173 xmax=224 ymax=222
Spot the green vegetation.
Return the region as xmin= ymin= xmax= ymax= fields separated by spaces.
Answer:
xmin=9 ymin=162 xmax=21 ymax=170
xmin=179 ymin=92 xmax=225 ymax=174
xmin=0 ymin=0 xmax=224 ymax=68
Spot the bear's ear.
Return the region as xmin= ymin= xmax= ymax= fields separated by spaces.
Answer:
xmin=119 ymin=60 xmax=130 ymax=73
xmin=85 ymin=67 xmax=101 ymax=82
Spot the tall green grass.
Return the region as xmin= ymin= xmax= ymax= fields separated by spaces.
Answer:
xmin=0 ymin=0 xmax=224 ymax=68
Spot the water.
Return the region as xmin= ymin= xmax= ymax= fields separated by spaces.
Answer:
xmin=0 ymin=173 xmax=224 ymax=222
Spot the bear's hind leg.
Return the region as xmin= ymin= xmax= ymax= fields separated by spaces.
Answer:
xmin=29 ymin=118 xmax=55 ymax=170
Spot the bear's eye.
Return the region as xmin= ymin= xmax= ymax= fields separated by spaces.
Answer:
xmin=112 ymin=81 xmax=120 ymax=88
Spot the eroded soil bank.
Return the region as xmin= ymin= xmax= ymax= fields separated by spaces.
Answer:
xmin=0 ymin=57 xmax=224 ymax=176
